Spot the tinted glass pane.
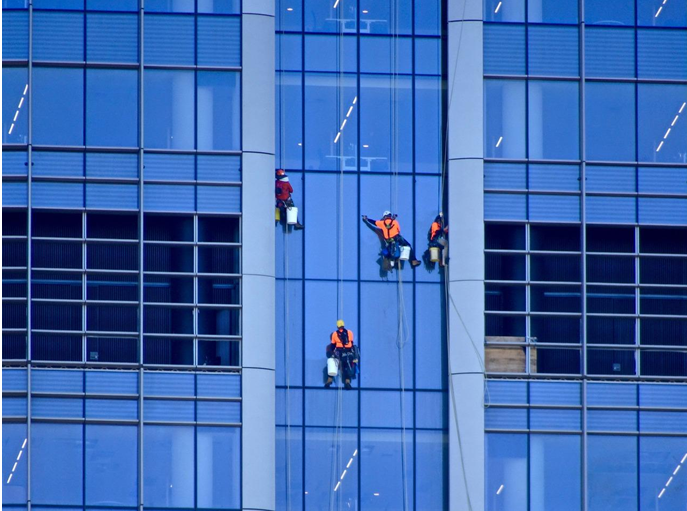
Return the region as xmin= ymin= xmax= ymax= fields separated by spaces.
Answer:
xmin=31 ymin=424 xmax=83 ymax=505
xmin=197 ymin=72 xmax=241 ymax=151
xmin=637 ymin=29 xmax=687 ymax=80
xmin=2 ymin=68 xmax=29 ymax=145
xmin=639 ymin=437 xmax=687 ymax=509
xmin=588 ymin=435 xmax=637 ymax=511
xmin=144 ymin=70 xmax=194 ymax=150
xmin=197 ymin=16 xmax=240 ymax=66
xmin=484 ymin=0 xmax=525 ymax=22
xmin=485 ymin=79 xmax=526 ymax=158
xmin=638 ymin=0 xmax=687 ymax=27
xmin=528 ymin=81 xmax=579 ymax=160
xmin=87 ymin=13 xmax=138 ymax=63
xmin=585 ymin=82 xmax=635 ymax=162
xmin=3 ymin=11 xmax=28 ymax=59
xmin=530 ymin=434 xmax=581 ymax=511
xmin=528 ymin=26 xmax=579 ymax=77
xmin=33 ymin=68 xmax=84 ymax=146
xmin=484 ymin=25 xmax=526 ymax=75
xmin=2 ymin=424 xmax=27 ymax=504
xmin=486 ymin=433 xmax=527 ymax=511
xmin=143 ymin=426 xmax=194 ymax=507
xmin=585 ymin=0 xmax=634 ymax=26
xmin=528 ymin=0 xmax=578 ymax=23
xmin=145 ymin=14 xmax=194 ymax=65
xmin=197 ymin=427 xmax=241 ymax=508
xmin=585 ymin=28 xmax=635 ymax=78
xmin=85 ymin=425 xmax=137 ymax=506
xmin=638 ymin=84 xmax=687 ymax=163
xmin=33 ymin=12 xmax=83 ymax=61
xmin=86 ymin=69 xmax=138 ymax=147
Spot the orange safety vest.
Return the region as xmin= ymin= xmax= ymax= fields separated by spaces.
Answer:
xmin=375 ymin=219 xmax=400 ymax=240
xmin=330 ymin=328 xmax=354 ymax=348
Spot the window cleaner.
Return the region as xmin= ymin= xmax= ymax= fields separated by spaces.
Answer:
xmin=425 ymin=213 xmax=449 ymax=267
xmin=362 ymin=211 xmax=421 ymax=268
xmin=325 ymin=319 xmax=358 ymax=390
xmin=275 ymin=169 xmax=304 ymax=230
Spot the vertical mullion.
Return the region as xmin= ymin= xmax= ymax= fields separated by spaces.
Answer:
xmin=138 ymin=3 xmax=145 ymax=511
xmin=27 ymin=1 xmax=34 ymax=508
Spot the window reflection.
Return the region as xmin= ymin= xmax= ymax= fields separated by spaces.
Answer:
xmin=638 ymin=84 xmax=687 ymax=163
xmin=2 ymin=67 xmax=28 ymax=144
xmin=588 ymin=435 xmax=638 ymax=511
xmin=485 ymin=79 xmax=526 ymax=159
xmin=486 ymin=433 xmax=527 ymax=511
xmin=305 ymin=428 xmax=358 ymax=510
xmin=585 ymin=82 xmax=636 ymax=162
xmin=640 ymin=437 xmax=687 ymax=510
xmin=530 ymin=434 xmax=581 ymax=511
xmin=361 ymin=429 xmax=414 ymax=511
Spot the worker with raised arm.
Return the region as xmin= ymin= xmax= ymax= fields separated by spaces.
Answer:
xmin=325 ymin=319 xmax=357 ymax=390
xmin=428 ymin=213 xmax=449 ymax=266
xmin=362 ymin=211 xmax=421 ymax=267
xmin=275 ymin=169 xmax=304 ymax=230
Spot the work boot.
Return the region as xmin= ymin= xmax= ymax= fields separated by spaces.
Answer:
xmin=324 ymin=377 xmax=333 ymax=388
xmin=294 ymin=222 xmax=304 ymax=230
xmin=344 ymin=380 xmax=352 ymax=390
xmin=410 ymin=259 xmax=421 ymax=267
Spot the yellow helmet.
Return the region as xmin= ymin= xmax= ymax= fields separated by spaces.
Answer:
xmin=336 ymin=319 xmax=345 ymax=328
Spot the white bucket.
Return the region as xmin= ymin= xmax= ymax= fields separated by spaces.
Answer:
xmin=327 ymin=357 xmax=339 ymax=377
xmin=399 ymin=246 xmax=411 ymax=261
xmin=429 ymin=246 xmax=440 ymax=262
xmin=286 ymin=206 xmax=298 ymax=225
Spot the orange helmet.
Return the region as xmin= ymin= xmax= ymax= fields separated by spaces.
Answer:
xmin=276 ymin=169 xmax=286 ymax=177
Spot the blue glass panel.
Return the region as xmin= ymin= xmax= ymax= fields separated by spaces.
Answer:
xmin=415 ymin=0 xmax=440 ymax=34
xmin=196 ymin=401 xmax=241 ymax=423
xmin=415 ymin=283 xmax=444 ymax=388
xmin=32 ymin=152 xmax=83 ymax=178
xmin=86 ymin=370 xmax=138 ymax=394
xmin=86 ymin=153 xmax=138 ymax=179
xmin=33 ymin=12 xmax=83 ymax=61
xmin=85 ymin=425 xmax=137 ymax=506
xmin=586 ymin=196 xmax=636 ymax=223
xmin=528 ymin=26 xmax=579 ymax=76
xmin=585 ymin=82 xmax=636 ymax=162
xmin=531 ymin=381 xmax=581 ymax=405
xmin=87 ymin=13 xmax=138 ymax=62
xmin=486 ymin=433 xmax=527 ymax=511
xmin=415 ymin=391 xmax=444 ymax=429
xmin=588 ymin=383 xmax=637 ymax=406
xmin=638 ymin=0 xmax=687 ymax=27
xmin=2 ymin=424 xmax=27 ymax=504
xmin=2 ymin=397 xmax=27 ymax=416
xmin=146 ymin=0 xmax=194 ymax=12
xmin=638 ymin=29 xmax=687 ymax=80
xmin=87 ymin=0 xmax=138 ymax=10
xmin=528 ymin=0 xmax=578 ymax=23
xmin=305 ymin=0 xmax=357 ymax=33
xmin=305 ymin=34 xmax=357 ymax=73
xmin=275 ymin=280 xmax=304 ymax=387
xmin=32 ymin=398 xmax=83 ymax=418
xmin=86 ymin=69 xmax=138 ymax=147
xmin=585 ymin=0 xmax=634 ymax=26
xmin=275 ymin=179 xmax=305 ymax=279
xmin=530 ymin=409 xmax=581 ymax=430
xmin=639 ymin=167 xmax=687 ymax=194
xmin=415 ymin=37 xmax=441 ymax=75
xmin=197 ymin=373 xmax=241 ymax=397
xmin=529 ymin=195 xmax=580 ymax=222
xmin=34 ymin=0 xmax=83 ymax=8
xmin=3 ymin=11 xmax=28 ymax=59
xmin=640 ymin=384 xmax=687 ymax=408
xmin=588 ymin=410 xmax=637 ymax=431
xmin=304 ymin=389 xmax=358 ymax=427
xmin=360 ymin=74 xmax=412 ymax=172
xmin=588 ymin=435 xmax=638 ymax=511
xmin=360 ymin=429 xmax=414 ymax=510
xmin=530 ymin=165 xmax=580 ymax=191
xmin=32 ymin=182 xmax=84 ymax=209
xmin=144 ymin=14 xmax=194 ymax=65
xmin=276 ymin=0 xmax=302 ymax=32
xmin=33 ymin=67 xmax=84 ymax=146
xmin=86 ymin=399 xmax=138 ymax=420
xmin=276 ymin=34 xmax=302 ymax=71
xmin=196 ymin=427 xmax=241 ymax=508
xmin=144 ymin=70 xmax=194 ymax=150
xmin=585 ymin=28 xmax=635 ymax=78
xmin=415 ymin=76 xmax=442 ymax=174
xmin=2 ymin=369 xmax=27 ymax=391
xmin=32 ymin=370 xmax=83 ymax=392
xmin=485 ymin=193 xmax=527 ymax=220
xmin=639 ymin=437 xmax=687 ymax=510
xmin=144 ymin=372 xmax=194 ymax=396
xmin=31 ymin=423 xmax=83 ymax=505
xmin=361 ymin=390 xmax=413 ymax=428
xmin=484 ymin=0 xmax=525 ymax=22
xmin=359 ymin=36 xmax=411 ymax=74
xmin=197 ymin=71 xmax=241 ymax=151
xmin=528 ymin=81 xmax=580 ymax=159
xmin=304 ymin=428 xmax=358 ymax=509
xmin=485 ymin=79 xmax=526 ymax=158
xmin=276 ymin=72 xmax=303 ymax=170
xmin=303 ymin=173 xmax=358 ymax=280
xmin=2 ymin=183 xmax=27 ymax=207
xmin=143 ymin=426 xmax=194 ymax=507
xmin=2 ymin=68 xmax=28 ymax=145
xmin=638 ymin=84 xmax=687 ymax=164
xmin=145 ymin=399 xmax=194 ymax=421
xmin=586 ymin=166 xmax=635 ymax=192
xmin=144 ymin=184 xmax=195 ymax=212
xmin=486 ymin=381 xmax=528 ymax=404
xmin=86 ymin=184 xmax=138 ymax=210
xmin=530 ymin=434 xmax=581 ymax=511
xmin=197 ymin=155 xmax=241 ymax=182
xmin=641 ymin=411 xmax=687 ymax=433
xmin=2 ymin=152 xmax=28 ymax=176
xmin=145 ymin=153 xmax=194 ymax=181
xmin=197 ymin=16 xmax=240 ymax=66
xmin=484 ymin=163 xmax=526 ymax=190
xmin=416 ymin=430 xmax=446 ymax=510
xmin=639 ymin=198 xmax=687 ymax=225
xmin=276 ymin=426 xmax=303 ymax=510
xmin=197 ymin=185 xmax=242 ymax=213
xmin=413 ymin=176 xmax=442 ymax=283
xmin=484 ymin=24 xmax=526 ymax=75
xmin=276 ymin=388 xmax=303 ymax=426
xmin=486 ymin=408 xmax=528 ymax=429
xmin=197 ymin=0 xmax=241 ymax=13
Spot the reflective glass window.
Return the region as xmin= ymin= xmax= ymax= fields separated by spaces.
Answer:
xmin=197 ymin=71 xmax=241 ymax=151
xmin=415 ymin=37 xmax=441 ymax=76
xmin=2 ymin=424 xmax=27 ymax=504
xmin=585 ymin=0 xmax=635 ymax=26
xmin=638 ymin=84 xmax=687 ymax=164
xmin=306 ymin=34 xmax=357 ymax=73
xmin=3 ymin=11 xmax=28 ymax=59
xmin=588 ymin=435 xmax=637 ymax=511
xmin=530 ymin=434 xmax=581 ymax=511
xmin=528 ymin=26 xmax=579 ymax=77
xmin=585 ymin=82 xmax=636 ymax=162
xmin=415 ymin=76 xmax=442 ymax=173
xmin=360 ymin=36 xmax=411 ymax=74
xmin=277 ymin=34 xmax=302 ymax=71
xmin=305 ymin=428 xmax=358 ymax=509
xmin=143 ymin=426 xmax=194 ymax=507
xmin=276 ymin=72 xmax=303 ymax=169
xmin=484 ymin=0 xmax=525 ymax=22
xmin=87 ymin=13 xmax=138 ymax=63
xmin=2 ymin=67 xmax=29 ymax=145
xmin=144 ymin=14 xmax=194 ymax=65
xmin=34 ymin=0 xmax=83 ymax=8
xmin=146 ymin=0 xmax=194 ymax=12
xmin=31 ymin=423 xmax=83 ymax=505
xmin=528 ymin=81 xmax=579 ymax=160
xmin=33 ymin=68 xmax=84 ymax=146
xmin=198 ymin=0 xmax=241 ymax=14
xmin=415 ymin=0 xmax=440 ymax=35
xmin=361 ymin=429 xmax=414 ymax=510
xmin=638 ymin=0 xmax=687 ymax=27
xmin=197 ymin=16 xmax=241 ymax=66
xmin=33 ymin=11 xmax=83 ymax=61
xmin=585 ymin=28 xmax=635 ymax=78
xmin=197 ymin=427 xmax=241 ymax=508
xmin=415 ymin=430 xmax=446 ymax=511
xmin=85 ymin=425 xmax=137 ymax=506
xmin=485 ymin=79 xmax=526 ymax=159
xmin=528 ymin=0 xmax=578 ymax=24
xmin=486 ymin=433 xmax=527 ymax=511
xmin=144 ymin=70 xmax=194 ymax=150
xmin=304 ymin=0 xmax=358 ymax=33
xmin=86 ymin=69 xmax=138 ymax=148
xmin=484 ymin=25 xmax=526 ymax=75
xmin=87 ymin=0 xmax=138 ymax=10
xmin=640 ymin=437 xmax=687 ymax=509
xmin=276 ymin=0 xmax=302 ymax=32
xmin=637 ymin=29 xmax=687 ymax=80
xmin=359 ymin=0 xmax=412 ymax=35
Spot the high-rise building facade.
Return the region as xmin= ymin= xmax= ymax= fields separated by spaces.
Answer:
xmin=3 ymin=1 xmax=687 ymax=511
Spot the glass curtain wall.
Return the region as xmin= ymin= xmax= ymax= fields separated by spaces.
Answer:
xmin=2 ymin=1 xmax=243 ymax=509
xmin=275 ymin=0 xmax=447 ymax=509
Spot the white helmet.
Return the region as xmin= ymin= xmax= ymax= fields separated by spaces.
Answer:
xmin=280 ymin=176 xmax=289 ymax=182
xmin=383 ymin=210 xmax=392 ymax=218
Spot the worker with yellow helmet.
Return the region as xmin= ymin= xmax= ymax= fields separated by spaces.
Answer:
xmin=325 ymin=319 xmax=357 ymax=390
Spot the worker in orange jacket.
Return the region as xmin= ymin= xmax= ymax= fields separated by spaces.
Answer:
xmin=427 ymin=213 xmax=449 ymax=266
xmin=362 ymin=211 xmax=421 ymax=267
xmin=275 ymin=169 xmax=304 ymax=230
xmin=325 ymin=319 xmax=357 ymax=389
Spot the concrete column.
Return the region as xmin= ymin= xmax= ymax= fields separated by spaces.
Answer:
xmin=241 ymin=2 xmax=276 ymax=511
xmin=447 ymin=1 xmax=485 ymax=511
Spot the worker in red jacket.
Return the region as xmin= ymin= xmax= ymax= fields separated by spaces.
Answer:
xmin=275 ymin=169 xmax=303 ymax=230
